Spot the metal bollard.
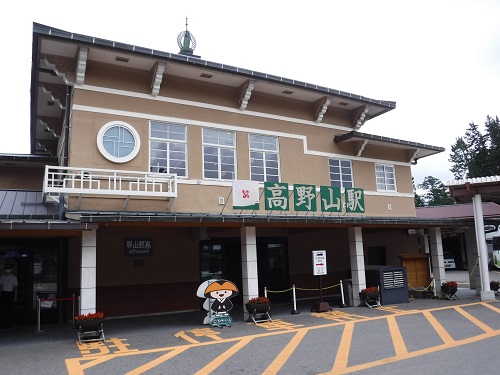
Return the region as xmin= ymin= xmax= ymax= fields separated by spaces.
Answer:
xmin=291 ymin=285 xmax=300 ymax=314
xmin=340 ymin=280 xmax=347 ymax=308
xmin=35 ymin=297 xmax=43 ymax=333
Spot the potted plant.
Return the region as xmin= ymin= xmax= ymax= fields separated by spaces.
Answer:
xmin=74 ymin=312 xmax=105 ymax=344
xmin=359 ymin=286 xmax=379 ymax=301
xmin=245 ymin=296 xmax=270 ymax=314
xmin=441 ymin=281 xmax=458 ymax=295
xmin=490 ymin=280 xmax=500 ymax=294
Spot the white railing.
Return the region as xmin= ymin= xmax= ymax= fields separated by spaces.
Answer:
xmin=43 ymin=166 xmax=177 ymax=202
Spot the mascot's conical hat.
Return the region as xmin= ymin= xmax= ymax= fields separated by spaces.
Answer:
xmin=204 ymin=280 xmax=239 ymax=297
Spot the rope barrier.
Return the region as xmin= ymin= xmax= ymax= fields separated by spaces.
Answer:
xmin=468 ymin=257 xmax=480 ymax=277
xmin=266 ymin=282 xmax=341 ymax=294
xmin=40 ymin=297 xmax=78 ymax=302
xmin=36 ymin=294 xmax=79 ymax=334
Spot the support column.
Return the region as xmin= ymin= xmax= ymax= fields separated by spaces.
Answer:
xmin=241 ymin=226 xmax=258 ymax=320
xmin=464 ymin=227 xmax=480 ymax=293
xmin=80 ymin=230 xmax=97 ymax=315
xmin=472 ymin=194 xmax=495 ymax=301
xmin=349 ymin=227 xmax=365 ymax=306
xmin=429 ymin=227 xmax=445 ymax=295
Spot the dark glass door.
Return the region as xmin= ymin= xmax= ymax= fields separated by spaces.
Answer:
xmin=258 ymin=238 xmax=289 ymax=302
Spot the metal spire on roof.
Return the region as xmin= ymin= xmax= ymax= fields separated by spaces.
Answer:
xmin=177 ymin=18 xmax=197 ymax=56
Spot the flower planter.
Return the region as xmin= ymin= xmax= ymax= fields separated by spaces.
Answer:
xmin=245 ymin=302 xmax=272 ymax=324
xmin=245 ymin=302 xmax=271 ymax=315
xmin=359 ymin=291 xmax=381 ymax=309
xmin=441 ymin=283 xmax=459 ymax=300
xmin=490 ymin=281 xmax=500 ymax=295
xmin=74 ymin=318 xmax=105 ymax=344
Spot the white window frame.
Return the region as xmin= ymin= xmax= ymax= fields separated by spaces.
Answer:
xmin=329 ymin=158 xmax=353 ymax=188
xmin=149 ymin=122 xmax=187 ymax=177
xmin=97 ymin=121 xmax=140 ymax=163
xmin=202 ymin=128 xmax=236 ymax=180
xmin=249 ymin=134 xmax=280 ymax=182
xmin=375 ymin=164 xmax=397 ymax=192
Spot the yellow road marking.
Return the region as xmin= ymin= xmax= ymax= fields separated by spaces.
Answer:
xmin=174 ymin=330 xmax=200 ymax=344
xmin=193 ymin=336 xmax=253 ymax=375
xmin=387 ymin=315 xmax=408 ymax=356
xmin=262 ymin=329 xmax=308 ymax=375
xmin=422 ymin=310 xmax=454 ymax=344
xmin=65 ymin=301 xmax=500 ymax=374
xmin=454 ymin=306 xmax=494 ymax=333
xmin=318 ymin=330 xmax=500 ymax=375
xmin=482 ymin=301 xmax=500 ymax=312
xmin=124 ymin=347 xmax=189 ymax=375
xmin=331 ymin=322 xmax=354 ymax=372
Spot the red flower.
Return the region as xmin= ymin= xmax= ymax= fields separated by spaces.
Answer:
xmin=247 ymin=296 xmax=270 ymax=304
xmin=74 ymin=312 xmax=104 ymax=321
xmin=441 ymin=281 xmax=457 ymax=288
xmin=360 ymin=286 xmax=378 ymax=293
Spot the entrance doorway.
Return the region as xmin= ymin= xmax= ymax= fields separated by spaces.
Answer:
xmin=199 ymin=237 xmax=290 ymax=303
xmin=1 ymin=238 xmax=67 ymax=325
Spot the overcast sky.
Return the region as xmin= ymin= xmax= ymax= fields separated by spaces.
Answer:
xmin=1 ymin=0 xmax=499 ymax=185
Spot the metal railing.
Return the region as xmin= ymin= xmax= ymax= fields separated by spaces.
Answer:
xmin=43 ymin=166 xmax=177 ymax=203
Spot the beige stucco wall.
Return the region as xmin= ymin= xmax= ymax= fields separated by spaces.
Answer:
xmin=66 ymin=70 xmax=418 ymax=217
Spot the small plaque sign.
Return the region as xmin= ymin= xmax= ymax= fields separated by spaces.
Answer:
xmin=125 ymin=238 xmax=153 ymax=256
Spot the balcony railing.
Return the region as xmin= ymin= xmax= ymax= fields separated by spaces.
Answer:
xmin=43 ymin=166 xmax=177 ymax=204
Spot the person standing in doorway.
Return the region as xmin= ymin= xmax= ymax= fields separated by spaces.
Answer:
xmin=0 ymin=264 xmax=18 ymax=329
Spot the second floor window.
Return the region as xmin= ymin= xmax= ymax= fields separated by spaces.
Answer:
xmin=375 ymin=164 xmax=396 ymax=191
xmin=249 ymin=134 xmax=279 ymax=182
xmin=203 ymin=128 xmax=236 ymax=180
xmin=329 ymin=158 xmax=353 ymax=188
xmin=150 ymin=122 xmax=187 ymax=177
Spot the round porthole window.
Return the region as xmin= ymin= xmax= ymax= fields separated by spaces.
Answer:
xmin=97 ymin=121 xmax=140 ymax=163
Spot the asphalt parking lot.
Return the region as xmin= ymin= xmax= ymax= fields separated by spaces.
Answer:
xmin=1 ymin=279 xmax=499 ymax=375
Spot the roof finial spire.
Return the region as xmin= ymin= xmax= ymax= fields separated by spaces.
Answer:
xmin=177 ymin=18 xmax=197 ymax=56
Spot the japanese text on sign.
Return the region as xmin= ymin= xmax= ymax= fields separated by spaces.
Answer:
xmin=125 ymin=238 xmax=153 ymax=256
xmin=312 ymin=250 xmax=327 ymax=276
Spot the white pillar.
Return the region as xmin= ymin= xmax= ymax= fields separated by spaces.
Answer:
xmin=429 ymin=227 xmax=445 ymax=295
xmin=348 ymin=227 xmax=365 ymax=305
xmin=472 ymin=194 xmax=495 ymax=301
xmin=241 ymin=226 xmax=258 ymax=319
xmin=80 ymin=230 xmax=97 ymax=315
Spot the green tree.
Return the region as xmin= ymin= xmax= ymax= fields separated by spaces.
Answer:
xmin=449 ymin=115 xmax=500 ymax=179
xmin=418 ymin=176 xmax=454 ymax=206
xmin=413 ymin=177 xmax=425 ymax=207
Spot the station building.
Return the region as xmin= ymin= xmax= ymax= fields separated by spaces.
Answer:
xmin=1 ymin=23 xmax=491 ymax=325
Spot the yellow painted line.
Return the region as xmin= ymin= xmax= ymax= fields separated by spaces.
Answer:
xmin=386 ymin=315 xmax=408 ymax=356
xmin=318 ymin=329 xmax=500 ymax=375
xmin=193 ymin=336 xmax=254 ymax=375
xmin=331 ymin=321 xmax=354 ymax=372
xmin=454 ymin=306 xmax=494 ymax=333
xmin=66 ymin=356 xmax=114 ymax=375
xmin=174 ymin=330 xmax=200 ymax=344
xmin=262 ymin=329 xmax=308 ymax=375
xmin=422 ymin=310 xmax=454 ymax=345
xmin=481 ymin=301 xmax=500 ymax=312
xmin=65 ymin=301 xmax=499 ymax=374
xmin=124 ymin=347 xmax=189 ymax=375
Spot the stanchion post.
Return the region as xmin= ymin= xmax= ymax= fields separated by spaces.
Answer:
xmin=264 ymin=287 xmax=267 ymax=298
xmin=36 ymin=297 xmax=43 ymax=333
xmin=291 ymin=285 xmax=300 ymax=314
xmin=433 ymin=278 xmax=437 ymax=298
xmin=72 ymin=294 xmax=75 ymax=324
xmin=339 ymin=280 xmax=347 ymax=308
